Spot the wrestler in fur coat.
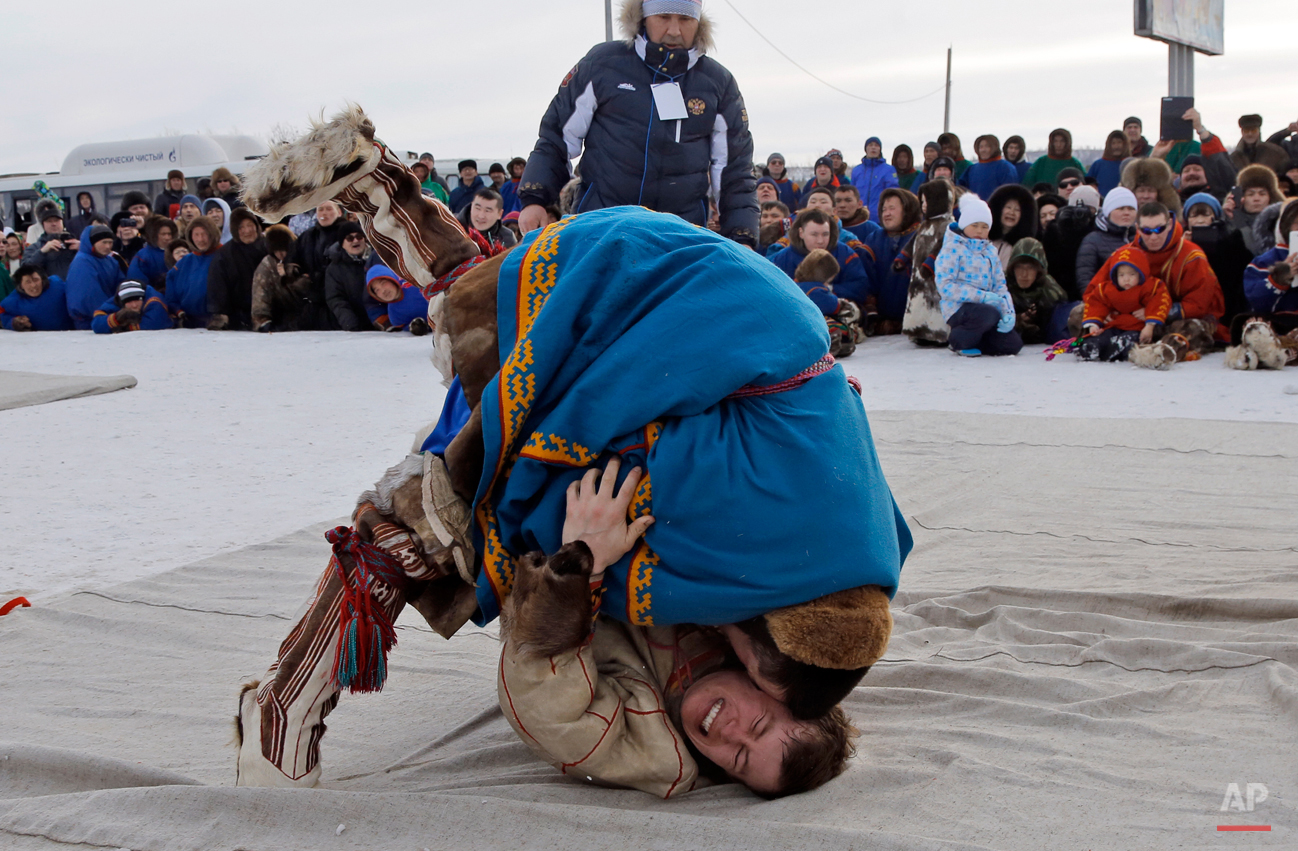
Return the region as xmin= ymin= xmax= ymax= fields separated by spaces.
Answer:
xmin=240 ymin=104 xmax=893 ymax=696
xmin=903 ymin=180 xmax=957 ymax=344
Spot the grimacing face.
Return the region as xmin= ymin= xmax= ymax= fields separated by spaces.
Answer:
xmin=18 ymin=274 xmax=43 ymax=297
xmin=757 ymin=183 xmax=778 ymax=203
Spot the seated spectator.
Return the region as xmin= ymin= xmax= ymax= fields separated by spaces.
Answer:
xmin=1231 ymin=114 xmax=1290 ymax=172
xmin=892 ymin=145 xmax=925 ymax=192
xmin=418 ymin=153 xmax=451 ymax=197
xmin=758 ymin=202 xmax=790 ymax=253
xmin=448 ymin=160 xmax=485 ymax=214
xmin=1077 ymin=246 xmax=1170 ymax=362
xmin=1024 ymin=129 xmax=1084 ymax=190
xmin=792 ymin=248 xmax=861 ymax=357
xmin=1121 ymin=156 xmax=1182 ymax=219
xmin=201 ymin=198 xmax=234 ymax=244
xmin=23 ymin=206 xmax=79 ymax=281
xmin=850 ymin=138 xmax=898 ymax=221
xmin=762 ymin=153 xmax=800 ymax=210
xmin=865 ymin=188 xmax=923 ymax=335
xmin=411 ymin=161 xmax=449 ymax=205
xmin=487 ymin=162 xmax=507 ymax=191
xmin=1124 ymin=116 xmax=1151 ymax=158
xmin=921 ymin=141 xmax=940 ymax=174
xmin=1041 ymin=189 xmax=1095 ymax=300
xmin=5 ymin=232 xmax=25 ymax=280
xmin=111 ymin=212 xmax=145 ymax=263
xmin=65 ymin=224 xmax=125 ymax=330
xmin=210 ymin=167 xmax=244 ymax=209
xmin=498 ymin=157 xmax=527 ymax=214
xmin=0 ymin=265 xmax=72 ymax=331
xmin=801 ymin=187 xmax=837 ymax=217
xmin=196 ymin=176 xmax=213 ymax=200
xmin=293 ymin=199 xmax=346 ymax=319
xmin=363 ymin=265 xmax=430 ymax=334
xmin=937 ymin=133 xmax=972 ymax=180
xmin=799 ymin=157 xmax=847 ymax=207
xmin=928 ymin=157 xmax=956 ymax=183
xmin=251 ymin=225 xmax=318 ymax=332
xmin=1087 ymin=131 xmax=1130 ymax=197
xmin=165 ymin=238 xmax=190 ymax=271
xmin=1228 ymin=165 xmax=1285 ymax=256
xmin=988 ymin=184 xmax=1037 ymax=268
xmin=207 ymin=208 xmax=267 ymax=331
xmin=1002 ymin=136 xmax=1030 ymax=182
xmin=1055 ymin=167 xmax=1084 ymax=201
xmin=834 ymin=185 xmax=880 ymax=242
xmin=127 ymin=217 xmax=176 ymax=292
xmin=92 ymin=279 xmax=170 ymax=334
xmin=960 ymin=135 xmax=1019 ymax=200
xmin=1242 ymin=200 xmax=1298 ymax=318
xmin=1185 ymin=192 xmax=1253 ymax=326
xmin=756 ymin=177 xmax=780 ymax=206
xmin=165 ymin=216 xmax=222 ymax=327
xmin=1005 ymin=237 xmax=1066 ymax=344
xmin=155 ymin=170 xmax=187 ymax=217
xmin=1084 ymin=202 xmax=1225 ymax=348
xmin=177 ymin=195 xmax=202 ymax=229
xmin=935 ymin=194 xmax=1021 ymax=356
xmin=120 ymin=192 xmax=152 ymax=230
xmin=457 ymin=188 xmax=518 ymax=251
xmin=1075 ymin=187 xmax=1138 ymax=288
xmin=68 ymin=192 xmax=98 ymax=238
xmin=1030 ymin=182 xmax=1055 ymax=198
xmin=503 ymin=211 xmax=522 ymax=242
xmin=768 ymin=209 xmax=870 ymax=308
xmin=325 ymin=221 xmax=374 ymax=331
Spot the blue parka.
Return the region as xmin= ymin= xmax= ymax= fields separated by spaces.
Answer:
xmin=165 ymin=249 xmax=216 ymax=323
xmin=959 ymin=158 xmax=1020 ymax=201
xmin=126 ymin=244 xmax=168 ymax=292
xmin=1 ymin=276 xmax=73 ymax=330
xmin=769 ymin=241 xmax=871 ymax=306
xmin=1244 ymin=244 xmax=1296 ymax=313
xmin=850 ymin=156 xmax=899 ymax=222
xmin=91 ymin=285 xmax=171 ymax=334
xmin=64 ymin=235 xmax=126 ymax=330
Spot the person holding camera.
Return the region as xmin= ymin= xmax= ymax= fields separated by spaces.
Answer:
xmin=21 ymin=206 xmax=80 ymax=281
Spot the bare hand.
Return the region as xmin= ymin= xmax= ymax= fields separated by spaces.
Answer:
xmin=41 ymin=240 xmax=63 ymax=253
xmin=562 ymin=457 xmax=654 ymax=578
xmin=518 ymin=204 xmax=549 ymax=234
xmin=1140 ymin=323 xmax=1155 ymax=345
xmin=1133 ymin=308 xmax=1146 ymax=321
xmin=1182 ymin=108 xmax=1203 ymax=134
xmin=65 ymin=238 xmax=79 ymax=251
xmin=275 ymin=261 xmax=286 ymax=276
xmin=1083 ymin=325 xmax=1100 ymax=337
xmin=1222 ymin=193 xmax=1236 ymax=219
xmin=1287 ymin=254 xmax=1298 ymax=273
xmin=1151 ymin=139 xmax=1175 ymax=159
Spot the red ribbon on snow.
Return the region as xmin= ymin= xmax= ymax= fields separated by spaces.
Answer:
xmin=0 ymin=597 xmax=31 ymax=616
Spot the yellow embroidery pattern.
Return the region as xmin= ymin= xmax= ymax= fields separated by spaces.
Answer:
xmin=476 ymin=218 xmax=575 ymax=607
xmin=519 ymin=431 xmax=597 ymax=467
xmin=626 ymin=541 xmax=659 ymax=626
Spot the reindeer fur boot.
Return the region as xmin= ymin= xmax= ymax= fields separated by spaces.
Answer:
xmin=1227 ymin=320 xmax=1289 ymax=370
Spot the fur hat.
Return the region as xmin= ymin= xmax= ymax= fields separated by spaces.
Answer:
xmin=457 ymin=159 xmax=477 ymax=173
xmin=988 ymin=183 xmax=1037 ymax=243
xmin=211 ymin=166 xmax=239 ymax=187
xmin=35 ymin=198 xmax=63 ymax=223
xmin=878 ymin=187 xmax=922 ymax=233
xmin=264 ymin=223 xmax=295 ymax=256
xmin=229 ymin=207 xmax=263 ymax=237
xmin=1239 ymin=114 xmax=1263 ymax=130
xmin=110 ymin=211 xmax=137 ymax=232
xmin=142 ymin=215 xmax=176 ymax=247
xmin=167 ymin=169 xmax=185 ymax=181
xmin=1121 ymin=157 xmax=1182 ymax=215
xmin=165 ymin=239 xmax=191 ymax=268
xmin=185 ymin=216 xmax=222 ymax=253
xmin=120 ymin=190 xmax=150 ymax=212
xmin=957 ymin=194 xmax=992 ymax=229
xmin=793 ymin=248 xmax=839 ymax=284
xmin=918 ymin=179 xmax=955 ymax=218
xmin=620 ymin=0 xmax=714 ymax=52
xmin=763 ymin=586 xmax=893 ymax=670
xmin=1236 ymin=164 xmax=1283 ymax=203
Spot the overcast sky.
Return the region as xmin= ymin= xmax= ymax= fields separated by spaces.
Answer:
xmin=3 ymin=0 xmax=1292 ymax=175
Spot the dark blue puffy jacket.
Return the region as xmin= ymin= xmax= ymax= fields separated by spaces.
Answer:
xmin=65 ymin=236 xmax=126 ymax=330
xmin=91 ymin=285 xmax=171 ymax=333
xmin=126 ymin=244 xmax=168 ymax=292
xmin=1 ymin=276 xmax=73 ymax=330
xmin=518 ymin=34 xmax=757 ymax=244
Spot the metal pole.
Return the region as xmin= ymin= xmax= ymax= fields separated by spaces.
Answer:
xmin=1168 ymin=42 xmax=1194 ymax=97
xmin=605 ymin=0 xmax=613 ymax=42
xmin=943 ymin=47 xmax=952 ymax=134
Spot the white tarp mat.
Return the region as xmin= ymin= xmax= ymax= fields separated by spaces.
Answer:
xmin=0 ymin=370 xmax=136 ymax=411
xmin=1 ymin=411 xmax=1294 ymax=850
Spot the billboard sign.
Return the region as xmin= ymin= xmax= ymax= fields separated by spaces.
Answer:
xmin=1134 ymin=0 xmax=1224 ymax=56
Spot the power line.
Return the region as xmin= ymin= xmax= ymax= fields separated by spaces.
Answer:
xmin=720 ymin=0 xmax=947 ymax=105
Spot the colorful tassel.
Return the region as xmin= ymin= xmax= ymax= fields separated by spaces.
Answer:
xmin=325 ymin=526 xmax=408 ymax=694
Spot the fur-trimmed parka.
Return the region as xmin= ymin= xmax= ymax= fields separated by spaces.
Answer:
xmin=903 ymin=180 xmax=956 ymax=343
xmin=516 ymin=0 xmax=758 ymax=243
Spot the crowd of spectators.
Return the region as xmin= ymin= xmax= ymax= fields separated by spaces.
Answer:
xmin=3 ymin=112 xmax=1296 ymax=366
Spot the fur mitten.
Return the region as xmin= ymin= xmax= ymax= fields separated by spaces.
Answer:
xmin=11 ymin=315 xmax=32 ymax=332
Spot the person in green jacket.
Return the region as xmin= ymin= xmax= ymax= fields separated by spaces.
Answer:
xmin=1006 ymin=236 xmax=1068 ymax=344
xmin=938 ymin=132 xmax=973 ymax=180
xmin=1023 ymin=128 xmax=1085 ymax=190
xmin=413 ymin=155 xmax=451 ymax=205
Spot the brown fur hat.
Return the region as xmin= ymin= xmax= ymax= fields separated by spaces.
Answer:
xmin=763 ymin=585 xmax=893 ymax=669
xmin=878 ymin=187 xmax=922 ymax=233
xmin=210 ymin=166 xmax=240 ymax=187
xmin=1121 ymin=157 xmax=1181 ymax=215
xmin=185 ymin=216 xmax=222 ymax=253
xmin=229 ymin=207 xmax=263 ymax=237
xmin=619 ymin=0 xmax=714 ymax=53
xmin=918 ymin=179 xmax=955 ymax=219
xmin=793 ymin=248 xmax=839 ymax=284
xmin=1236 ymin=164 xmax=1283 ymax=203
xmin=142 ymin=214 xmax=177 ymax=248
xmin=264 ymin=223 xmax=295 ymax=256
xmin=789 ymin=208 xmax=839 ymax=252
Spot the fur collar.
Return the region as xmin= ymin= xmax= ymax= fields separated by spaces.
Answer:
xmin=620 ymin=0 xmax=714 ymax=53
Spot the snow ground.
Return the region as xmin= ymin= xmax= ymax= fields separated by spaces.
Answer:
xmin=3 ymin=330 xmax=1296 ymax=599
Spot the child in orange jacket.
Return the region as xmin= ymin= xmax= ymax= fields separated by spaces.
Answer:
xmin=1077 ymin=246 xmax=1171 ymax=362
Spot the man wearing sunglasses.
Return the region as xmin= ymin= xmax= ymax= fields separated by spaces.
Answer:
xmin=1055 ymin=168 xmax=1084 ymax=201
xmin=1083 ymin=202 xmax=1225 ymax=353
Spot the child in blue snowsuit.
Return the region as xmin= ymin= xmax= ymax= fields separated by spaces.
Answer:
xmin=935 ymin=195 xmax=1023 ymax=356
